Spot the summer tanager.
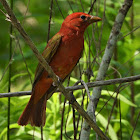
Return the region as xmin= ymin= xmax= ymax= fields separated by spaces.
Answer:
xmin=18 ymin=12 xmax=101 ymax=126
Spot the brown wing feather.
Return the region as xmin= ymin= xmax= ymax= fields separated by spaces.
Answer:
xmin=33 ymin=33 xmax=62 ymax=87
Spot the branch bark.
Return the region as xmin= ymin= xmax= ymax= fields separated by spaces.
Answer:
xmin=80 ymin=0 xmax=133 ymax=139
xmin=0 ymin=0 xmax=108 ymax=139
xmin=0 ymin=75 xmax=140 ymax=98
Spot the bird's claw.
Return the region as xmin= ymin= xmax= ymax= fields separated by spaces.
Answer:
xmin=52 ymin=75 xmax=61 ymax=86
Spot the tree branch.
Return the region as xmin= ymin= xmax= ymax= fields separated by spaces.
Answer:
xmin=80 ymin=0 xmax=133 ymax=139
xmin=0 ymin=0 xmax=108 ymax=139
xmin=0 ymin=74 xmax=140 ymax=98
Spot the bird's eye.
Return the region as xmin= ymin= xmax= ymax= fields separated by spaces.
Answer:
xmin=80 ymin=15 xmax=86 ymax=20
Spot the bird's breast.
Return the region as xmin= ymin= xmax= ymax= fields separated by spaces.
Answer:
xmin=49 ymin=35 xmax=84 ymax=79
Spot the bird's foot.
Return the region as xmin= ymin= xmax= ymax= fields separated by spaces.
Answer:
xmin=52 ymin=75 xmax=61 ymax=86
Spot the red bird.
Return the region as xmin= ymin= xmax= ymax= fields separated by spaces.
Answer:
xmin=18 ymin=12 xmax=101 ymax=126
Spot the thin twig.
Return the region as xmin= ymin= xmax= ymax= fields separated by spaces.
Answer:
xmin=105 ymin=85 xmax=121 ymax=133
xmin=77 ymin=90 xmax=85 ymax=138
xmin=119 ymin=25 xmax=140 ymax=40
xmin=88 ymin=0 xmax=97 ymax=14
xmin=96 ymin=83 xmax=129 ymax=117
xmin=41 ymin=126 xmax=43 ymax=140
xmin=61 ymin=76 xmax=70 ymax=140
xmin=0 ymin=75 xmax=140 ymax=98
xmin=23 ymin=0 xmax=30 ymax=21
xmin=0 ymin=43 xmax=17 ymax=83
xmin=109 ymin=51 xmax=140 ymax=77
xmin=0 ymin=8 xmax=6 ymax=15
xmin=119 ymin=98 xmax=122 ymax=140
xmin=47 ymin=0 xmax=53 ymax=43
xmin=79 ymin=0 xmax=84 ymax=13
xmin=80 ymin=80 xmax=95 ymax=120
xmin=98 ymin=0 xmax=106 ymax=50
xmin=7 ymin=1 xmax=13 ymax=139
xmin=54 ymin=0 xmax=65 ymax=19
xmin=60 ymin=98 xmax=66 ymax=140
xmin=14 ymin=32 xmax=33 ymax=84
xmin=65 ymin=104 xmax=72 ymax=140
xmin=67 ymin=0 xmax=74 ymax=13
xmin=73 ymin=108 xmax=77 ymax=140
xmin=130 ymin=112 xmax=140 ymax=140
xmin=81 ymin=80 xmax=91 ymax=102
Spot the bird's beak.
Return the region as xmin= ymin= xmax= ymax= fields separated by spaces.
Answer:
xmin=88 ymin=16 xmax=102 ymax=23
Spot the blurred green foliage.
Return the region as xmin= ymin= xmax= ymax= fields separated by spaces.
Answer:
xmin=0 ymin=0 xmax=140 ymax=139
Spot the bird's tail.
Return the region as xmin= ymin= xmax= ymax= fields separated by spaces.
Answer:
xmin=17 ymin=93 xmax=47 ymax=127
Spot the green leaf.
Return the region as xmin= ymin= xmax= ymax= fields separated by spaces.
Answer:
xmin=102 ymin=90 xmax=137 ymax=107
xmin=96 ymin=112 xmax=118 ymax=140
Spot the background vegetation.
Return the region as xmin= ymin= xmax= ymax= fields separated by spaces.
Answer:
xmin=0 ymin=0 xmax=140 ymax=139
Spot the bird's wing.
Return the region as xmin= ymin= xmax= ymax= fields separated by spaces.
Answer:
xmin=33 ymin=33 xmax=62 ymax=87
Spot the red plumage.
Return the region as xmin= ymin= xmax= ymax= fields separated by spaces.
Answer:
xmin=18 ymin=12 xmax=101 ymax=126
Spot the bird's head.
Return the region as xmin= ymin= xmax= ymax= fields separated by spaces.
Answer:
xmin=60 ymin=12 xmax=102 ymax=33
